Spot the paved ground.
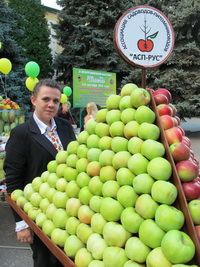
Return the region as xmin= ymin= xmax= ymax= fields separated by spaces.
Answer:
xmin=0 ymin=117 xmax=200 ymax=267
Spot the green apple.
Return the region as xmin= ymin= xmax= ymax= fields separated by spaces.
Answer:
xmin=24 ymin=183 xmax=35 ymax=200
xmin=66 ymin=197 xmax=82 ymax=217
xmin=16 ymin=195 xmax=28 ymax=208
xmin=138 ymin=219 xmax=165 ymax=248
xmin=151 ymin=180 xmax=177 ymax=205
xmin=95 ymin=122 xmax=110 ymax=137
xmin=100 ymin=197 xmax=124 ymax=222
xmin=161 ymin=230 xmax=195 ymax=264
xmin=77 ymin=130 xmax=89 ymax=144
xmin=78 ymin=186 xmax=94 ymax=205
xmin=66 ymin=154 xmax=79 ymax=168
xmin=112 ymin=151 xmax=131 ymax=169
xmin=89 ymin=195 xmax=104 ymax=213
xmin=47 ymin=172 xmax=59 ymax=188
xmin=30 ymin=192 xmax=43 ymax=207
xmin=121 ymin=107 xmax=136 ymax=124
xmin=55 ymin=150 xmax=68 ymax=164
xmin=106 ymin=94 xmax=121 ymax=110
xmin=99 ymin=149 xmax=115 ymax=166
xmin=103 ymin=247 xmax=128 ymax=267
xmin=77 ymin=144 xmax=89 ymax=158
xmin=76 ymin=158 xmax=89 ymax=173
xmin=135 ymin=194 xmax=159 ymax=219
xmin=134 ymin=105 xmax=156 ymax=124
xmin=78 ymin=204 xmax=95 ymax=224
xmin=111 ymin=136 xmax=128 ymax=152
xmin=99 ymin=165 xmax=116 ymax=182
xmin=52 ymin=191 xmax=68 ymax=208
xmin=55 ymin=178 xmax=67 ymax=192
xmin=120 ymin=207 xmax=144 ymax=234
xmin=67 ymin=140 xmax=79 ymax=154
xmin=76 ymin=172 xmax=91 ymax=188
xmin=56 ymin=163 xmax=67 ymax=178
xmin=46 ymin=187 xmax=56 ymax=202
xmin=51 ymin=228 xmax=69 ymax=247
xmin=87 ymin=161 xmax=101 ymax=177
xmin=130 ymin=88 xmax=151 ymax=108
xmin=87 ymin=148 xmax=102 ymax=162
xmin=41 ymin=170 xmax=50 ymax=182
xmin=127 ymin=136 xmax=144 ymax=154
xmin=133 ymin=173 xmax=155 ymax=194
xmin=188 ymin=199 xmax=200 ymax=225
xmin=31 ymin=176 xmax=43 ymax=192
xmin=52 ymin=208 xmax=69 ymax=229
xmin=64 ymin=166 xmax=78 ymax=182
xmin=88 ymin=176 xmax=103 ymax=196
xmin=119 ymin=95 xmax=133 ymax=110
xmin=124 ymin=260 xmax=146 ymax=267
xmin=75 ymin=247 xmax=93 ymax=267
xmin=146 ymin=247 xmax=172 ymax=267
xmin=76 ymin=222 xmax=93 ymax=244
xmin=47 ymin=160 xmax=58 ymax=173
xmin=141 ymin=139 xmax=165 ymax=160
xmin=124 ymin=120 xmax=140 ymax=139
xmin=65 ymin=180 xmax=80 ymax=197
xmin=87 ymin=233 xmax=108 ymax=260
xmin=128 ymin=153 xmax=149 ymax=175
xmin=46 ymin=203 xmax=57 ymax=220
xmin=106 ymin=109 xmax=121 ymax=125
xmin=121 ymin=83 xmax=138 ymax=96
xmin=28 ymin=207 xmax=42 ymax=221
xmin=155 ymin=204 xmax=185 ymax=231
xmin=35 ymin=212 xmax=47 ymax=228
xmin=138 ymin=122 xmax=160 ymax=140
xmin=109 ymin=121 xmax=125 ymax=137
xmin=85 ymin=119 xmax=98 ymax=135
xmin=147 ymin=157 xmax=172 ymax=181
xmin=42 ymin=219 xmax=56 ymax=237
xmin=64 ymin=235 xmax=85 ymax=259
xmin=39 ymin=197 xmax=50 ymax=213
xmin=116 ymin=167 xmax=135 ymax=186
xmin=102 ymin=180 xmax=120 ymax=198
xmin=103 ymin=221 xmax=131 ymax=247
xmin=65 ymin=217 xmax=81 ymax=235
xmin=117 ymin=185 xmax=138 ymax=207
xmin=96 ymin=108 xmax=108 ymax=123
xmin=98 ymin=136 xmax=112 ymax=150
xmin=125 ymin=236 xmax=151 ymax=263
xmin=39 ymin=182 xmax=50 ymax=198
xmin=90 ymin=213 xmax=107 ymax=235
xmin=23 ymin=201 xmax=34 ymax=213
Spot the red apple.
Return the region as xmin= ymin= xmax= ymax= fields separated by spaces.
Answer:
xmin=157 ymin=104 xmax=173 ymax=116
xmin=174 ymin=116 xmax=181 ymax=126
xmin=168 ymin=103 xmax=177 ymax=117
xmin=169 ymin=142 xmax=190 ymax=162
xmin=165 ymin=127 xmax=182 ymax=145
xmin=177 ymin=125 xmax=185 ymax=136
xmin=195 ymin=225 xmax=200 ymax=241
xmin=159 ymin=115 xmax=175 ymax=130
xmin=154 ymin=94 xmax=169 ymax=105
xmin=154 ymin=88 xmax=172 ymax=102
xmin=182 ymin=179 xmax=200 ymax=200
xmin=176 ymin=160 xmax=199 ymax=182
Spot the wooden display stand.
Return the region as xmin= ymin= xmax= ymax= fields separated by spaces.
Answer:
xmin=5 ymin=194 xmax=76 ymax=267
xmin=5 ymin=92 xmax=200 ymax=266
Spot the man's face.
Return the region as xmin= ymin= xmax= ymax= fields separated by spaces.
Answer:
xmin=31 ymin=85 xmax=61 ymax=125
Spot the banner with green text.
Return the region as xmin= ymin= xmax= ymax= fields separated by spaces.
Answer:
xmin=73 ymin=68 xmax=116 ymax=108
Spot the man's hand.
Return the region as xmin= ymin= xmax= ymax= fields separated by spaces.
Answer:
xmin=16 ymin=227 xmax=34 ymax=244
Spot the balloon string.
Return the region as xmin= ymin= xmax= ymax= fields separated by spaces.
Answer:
xmin=0 ymin=75 xmax=7 ymax=98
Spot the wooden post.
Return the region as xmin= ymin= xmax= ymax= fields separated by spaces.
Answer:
xmin=142 ymin=68 xmax=147 ymax=89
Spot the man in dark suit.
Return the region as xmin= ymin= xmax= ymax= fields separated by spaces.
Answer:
xmin=4 ymin=79 xmax=76 ymax=267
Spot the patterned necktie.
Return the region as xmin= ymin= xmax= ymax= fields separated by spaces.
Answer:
xmin=46 ymin=128 xmax=63 ymax=151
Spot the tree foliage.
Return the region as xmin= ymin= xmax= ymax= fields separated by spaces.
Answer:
xmin=0 ymin=1 xmax=31 ymax=116
xmin=9 ymin=0 xmax=53 ymax=79
xmin=54 ymin=0 xmax=200 ymax=117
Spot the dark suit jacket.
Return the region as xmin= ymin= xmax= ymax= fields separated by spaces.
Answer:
xmin=4 ymin=115 xmax=76 ymax=221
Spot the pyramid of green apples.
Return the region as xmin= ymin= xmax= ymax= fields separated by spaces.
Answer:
xmin=11 ymin=83 xmax=199 ymax=267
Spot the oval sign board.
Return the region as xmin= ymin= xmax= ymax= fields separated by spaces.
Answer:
xmin=113 ymin=6 xmax=175 ymax=68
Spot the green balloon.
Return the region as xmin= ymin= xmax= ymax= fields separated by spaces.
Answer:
xmin=25 ymin=61 xmax=40 ymax=78
xmin=63 ymin=86 xmax=72 ymax=96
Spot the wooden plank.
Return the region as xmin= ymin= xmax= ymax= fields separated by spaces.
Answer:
xmin=5 ymin=194 xmax=76 ymax=267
